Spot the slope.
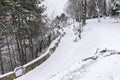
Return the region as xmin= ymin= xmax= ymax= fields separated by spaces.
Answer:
xmin=16 ymin=18 xmax=120 ymax=80
xmin=16 ymin=27 xmax=81 ymax=80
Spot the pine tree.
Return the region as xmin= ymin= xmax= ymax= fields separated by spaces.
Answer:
xmin=0 ymin=0 xmax=49 ymax=73
xmin=111 ymin=0 xmax=120 ymax=21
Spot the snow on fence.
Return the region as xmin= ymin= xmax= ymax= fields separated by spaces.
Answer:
xmin=0 ymin=32 xmax=65 ymax=80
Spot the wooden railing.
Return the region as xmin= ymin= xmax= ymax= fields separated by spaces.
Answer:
xmin=0 ymin=32 xmax=65 ymax=80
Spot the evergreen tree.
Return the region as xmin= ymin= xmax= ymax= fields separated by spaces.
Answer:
xmin=111 ymin=0 xmax=120 ymax=19
xmin=0 ymin=0 xmax=55 ymax=74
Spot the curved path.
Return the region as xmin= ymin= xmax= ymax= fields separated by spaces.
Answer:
xmin=16 ymin=28 xmax=81 ymax=80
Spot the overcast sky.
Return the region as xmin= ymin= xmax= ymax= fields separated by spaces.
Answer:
xmin=45 ymin=0 xmax=68 ymax=18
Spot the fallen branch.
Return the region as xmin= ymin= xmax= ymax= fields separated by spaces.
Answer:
xmin=104 ymin=52 xmax=120 ymax=57
xmin=94 ymin=48 xmax=99 ymax=55
xmin=82 ymin=56 xmax=98 ymax=61
xmin=82 ymin=48 xmax=120 ymax=61
xmin=100 ymin=48 xmax=116 ymax=53
xmin=82 ymin=48 xmax=99 ymax=61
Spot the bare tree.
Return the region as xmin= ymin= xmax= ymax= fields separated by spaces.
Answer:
xmin=66 ymin=0 xmax=108 ymax=23
xmin=94 ymin=0 xmax=101 ymax=22
xmin=65 ymin=0 xmax=87 ymax=31
xmin=82 ymin=0 xmax=87 ymax=26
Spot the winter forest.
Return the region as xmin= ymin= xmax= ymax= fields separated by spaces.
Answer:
xmin=0 ymin=0 xmax=120 ymax=79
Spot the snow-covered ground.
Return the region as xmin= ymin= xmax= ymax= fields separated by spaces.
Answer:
xmin=16 ymin=18 xmax=120 ymax=80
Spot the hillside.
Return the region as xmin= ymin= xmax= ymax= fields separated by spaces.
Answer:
xmin=16 ymin=18 xmax=120 ymax=80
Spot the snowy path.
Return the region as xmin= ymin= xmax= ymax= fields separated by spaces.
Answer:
xmin=16 ymin=28 xmax=81 ymax=80
xmin=16 ymin=18 xmax=120 ymax=80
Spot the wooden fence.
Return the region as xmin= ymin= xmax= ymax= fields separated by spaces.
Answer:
xmin=0 ymin=32 xmax=65 ymax=80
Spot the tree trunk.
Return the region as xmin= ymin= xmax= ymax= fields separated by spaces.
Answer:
xmin=0 ymin=48 xmax=4 ymax=74
xmin=19 ymin=37 xmax=25 ymax=65
xmin=16 ymin=34 xmax=22 ymax=66
xmin=28 ymin=35 xmax=34 ymax=59
xmin=82 ymin=0 xmax=87 ymax=26
xmin=11 ymin=35 xmax=17 ymax=67
xmin=103 ymin=0 xmax=106 ymax=19
xmin=6 ymin=35 xmax=14 ymax=71
xmin=23 ymin=38 xmax=27 ymax=63
xmin=98 ymin=11 xmax=101 ymax=22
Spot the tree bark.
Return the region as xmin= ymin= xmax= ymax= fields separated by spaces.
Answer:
xmin=82 ymin=0 xmax=87 ymax=26
xmin=6 ymin=35 xmax=14 ymax=71
xmin=11 ymin=35 xmax=17 ymax=67
xmin=0 ymin=47 xmax=4 ymax=74
xmin=16 ymin=34 xmax=22 ymax=66
xmin=103 ymin=0 xmax=106 ymax=19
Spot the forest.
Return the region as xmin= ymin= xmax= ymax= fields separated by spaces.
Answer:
xmin=0 ymin=0 xmax=120 ymax=75
xmin=0 ymin=0 xmax=60 ymax=74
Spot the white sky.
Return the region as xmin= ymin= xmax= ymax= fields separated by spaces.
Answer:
xmin=45 ymin=0 xmax=68 ymax=18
